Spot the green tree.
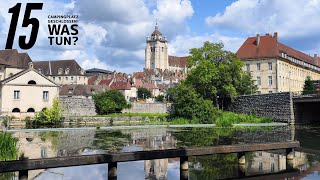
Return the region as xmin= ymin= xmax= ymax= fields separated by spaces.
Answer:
xmin=155 ymin=94 xmax=164 ymax=102
xmin=93 ymin=90 xmax=130 ymax=114
xmin=170 ymin=83 xmax=219 ymax=123
xmin=35 ymin=98 xmax=63 ymax=125
xmin=137 ymin=87 xmax=152 ymax=99
xmin=186 ymin=41 xmax=257 ymax=107
xmin=302 ymin=76 xmax=316 ymax=95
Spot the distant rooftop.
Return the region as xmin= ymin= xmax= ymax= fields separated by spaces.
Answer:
xmin=86 ymin=68 xmax=113 ymax=75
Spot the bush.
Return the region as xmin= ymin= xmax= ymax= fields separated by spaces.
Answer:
xmin=34 ymin=98 xmax=63 ymax=125
xmin=155 ymin=94 xmax=165 ymax=102
xmin=170 ymin=83 xmax=219 ymax=124
xmin=93 ymin=90 xmax=131 ymax=115
xmin=137 ymin=88 xmax=152 ymax=99
xmin=215 ymin=111 xmax=272 ymax=127
xmin=0 ymin=133 xmax=18 ymax=161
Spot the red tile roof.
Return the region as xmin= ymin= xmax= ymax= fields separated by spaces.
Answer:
xmin=110 ymin=81 xmax=131 ymax=90
xmin=98 ymin=79 xmax=113 ymax=86
xmin=133 ymin=72 xmax=145 ymax=79
xmin=143 ymin=83 xmax=158 ymax=90
xmin=168 ymin=56 xmax=188 ymax=68
xmin=88 ymin=75 xmax=98 ymax=85
xmin=236 ymin=33 xmax=320 ymax=67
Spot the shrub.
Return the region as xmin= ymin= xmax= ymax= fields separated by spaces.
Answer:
xmin=155 ymin=94 xmax=165 ymax=102
xmin=34 ymin=98 xmax=63 ymax=125
xmin=0 ymin=133 xmax=18 ymax=161
xmin=137 ymin=88 xmax=152 ymax=99
xmin=93 ymin=90 xmax=131 ymax=114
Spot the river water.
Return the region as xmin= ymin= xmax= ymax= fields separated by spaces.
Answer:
xmin=1 ymin=125 xmax=320 ymax=180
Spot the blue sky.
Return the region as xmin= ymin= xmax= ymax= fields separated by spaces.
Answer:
xmin=0 ymin=0 xmax=320 ymax=73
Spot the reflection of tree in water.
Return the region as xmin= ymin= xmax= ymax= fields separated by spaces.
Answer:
xmin=92 ymin=130 xmax=131 ymax=152
xmin=38 ymin=131 xmax=61 ymax=151
xmin=0 ymin=133 xmax=18 ymax=179
xmin=174 ymin=127 xmax=237 ymax=147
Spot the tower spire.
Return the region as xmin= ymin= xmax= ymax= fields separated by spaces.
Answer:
xmin=155 ymin=18 xmax=158 ymax=30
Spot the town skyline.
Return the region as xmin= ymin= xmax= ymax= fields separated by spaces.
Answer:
xmin=0 ymin=0 xmax=320 ymax=73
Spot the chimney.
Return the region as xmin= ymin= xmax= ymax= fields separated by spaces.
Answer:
xmin=265 ymin=33 xmax=270 ymax=36
xmin=273 ymin=32 xmax=278 ymax=42
xmin=256 ymin=34 xmax=260 ymax=46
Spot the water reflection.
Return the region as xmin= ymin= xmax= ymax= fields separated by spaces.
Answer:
xmin=1 ymin=126 xmax=320 ymax=179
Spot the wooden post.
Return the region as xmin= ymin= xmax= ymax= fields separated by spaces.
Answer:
xmin=180 ymin=156 xmax=188 ymax=180
xmin=108 ymin=162 xmax=117 ymax=180
xmin=19 ymin=155 xmax=28 ymax=180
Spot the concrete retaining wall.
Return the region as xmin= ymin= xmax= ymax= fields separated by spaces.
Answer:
xmin=229 ymin=92 xmax=294 ymax=123
xmin=122 ymin=102 xmax=171 ymax=114
xmin=60 ymin=97 xmax=97 ymax=117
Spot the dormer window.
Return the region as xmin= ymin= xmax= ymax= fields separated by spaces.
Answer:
xmin=80 ymin=69 xmax=85 ymax=75
xmin=58 ymin=68 xmax=63 ymax=75
xmin=65 ymin=68 xmax=70 ymax=75
xmin=38 ymin=69 xmax=43 ymax=74
xmin=68 ymin=88 xmax=73 ymax=94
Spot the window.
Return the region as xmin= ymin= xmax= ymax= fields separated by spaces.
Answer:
xmin=150 ymin=47 xmax=152 ymax=52
xmin=269 ymin=90 xmax=273 ymax=93
xmin=66 ymin=77 xmax=68 ymax=80
xmin=28 ymin=80 xmax=36 ymax=85
xmin=27 ymin=108 xmax=35 ymax=112
xmin=58 ymin=68 xmax=63 ymax=75
xmin=53 ymin=77 xmax=55 ymax=81
xmin=65 ymin=68 xmax=70 ymax=75
xmin=59 ymin=77 xmax=61 ymax=81
xmin=259 ymin=162 xmax=263 ymax=171
xmin=71 ymin=76 xmax=74 ymax=81
xmin=246 ymin=64 xmax=250 ymax=71
xmin=162 ymin=47 xmax=164 ymax=52
xmin=268 ymin=62 xmax=272 ymax=70
xmin=12 ymin=108 xmax=20 ymax=112
xmin=43 ymin=91 xmax=49 ymax=101
xmin=268 ymin=76 xmax=272 ymax=85
xmin=271 ymin=163 xmax=275 ymax=172
xmin=14 ymin=90 xmax=20 ymax=99
xmin=257 ymin=76 xmax=261 ymax=86
xmin=257 ymin=63 xmax=261 ymax=71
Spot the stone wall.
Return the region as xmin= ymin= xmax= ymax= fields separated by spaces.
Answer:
xmin=60 ymin=96 xmax=97 ymax=117
xmin=122 ymin=102 xmax=171 ymax=114
xmin=228 ymin=92 xmax=294 ymax=123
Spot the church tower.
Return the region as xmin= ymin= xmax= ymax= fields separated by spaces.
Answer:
xmin=145 ymin=23 xmax=168 ymax=70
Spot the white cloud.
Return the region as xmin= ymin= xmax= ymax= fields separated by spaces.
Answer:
xmin=169 ymin=33 xmax=244 ymax=56
xmin=205 ymin=0 xmax=320 ymax=51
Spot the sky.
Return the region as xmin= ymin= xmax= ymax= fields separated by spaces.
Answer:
xmin=1 ymin=0 xmax=320 ymax=73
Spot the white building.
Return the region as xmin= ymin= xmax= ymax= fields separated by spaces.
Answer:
xmin=0 ymin=63 xmax=59 ymax=118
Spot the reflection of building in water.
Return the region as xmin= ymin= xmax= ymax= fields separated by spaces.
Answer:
xmin=247 ymin=151 xmax=286 ymax=175
xmin=13 ymin=132 xmax=57 ymax=179
xmin=124 ymin=129 xmax=177 ymax=180
xmin=287 ymin=151 xmax=309 ymax=171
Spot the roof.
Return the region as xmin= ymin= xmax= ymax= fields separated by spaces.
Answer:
xmin=236 ymin=33 xmax=320 ymax=67
xmin=0 ymin=49 xmax=32 ymax=68
xmin=151 ymin=25 xmax=162 ymax=36
xmin=168 ymin=56 xmax=188 ymax=67
xmin=110 ymin=81 xmax=131 ymax=90
xmin=59 ymin=85 xmax=108 ymax=96
xmin=33 ymin=60 xmax=84 ymax=76
xmin=133 ymin=72 xmax=145 ymax=79
xmin=88 ymin=75 xmax=98 ymax=85
xmin=0 ymin=66 xmax=58 ymax=86
xmin=143 ymin=83 xmax=158 ymax=89
xmin=86 ymin=68 xmax=112 ymax=74
xmin=98 ymin=79 xmax=113 ymax=86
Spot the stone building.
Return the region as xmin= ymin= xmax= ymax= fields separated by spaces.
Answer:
xmin=237 ymin=33 xmax=320 ymax=94
xmin=33 ymin=60 xmax=88 ymax=85
xmin=145 ymin=24 xmax=188 ymax=72
xmin=0 ymin=63 xmax=59 ymax=118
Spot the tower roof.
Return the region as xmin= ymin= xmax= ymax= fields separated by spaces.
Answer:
xmin=151 ymin=24 xmax=162 ymax=36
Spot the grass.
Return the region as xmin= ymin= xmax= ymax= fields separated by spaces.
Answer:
xmin=215 ymin=111 xmax=272 ymax=127
xmin=0 ymin=133 xmax=18 ymax=161
xmin=74 ymin=113 xmax=168 ymax=118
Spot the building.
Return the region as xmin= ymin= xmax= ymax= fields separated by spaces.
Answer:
xmin=33 ymin=60 xmax=88 ymax=85
xmin=59 ymin=84 xmax=108 ymax=98
xmin=145 ymin=24 xmax=188 ymax=72
xmin=0 ymin=63 xmax=59 ymax=118
xmin=0 ymin=49 xmax=32 ymax=81
xmin=86 ymin=68 xmax=112 ymax=76
xmin=237 ymin=33 xmax=320 ymax=94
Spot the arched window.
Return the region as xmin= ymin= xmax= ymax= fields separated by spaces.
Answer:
xmin=28 ymin=80 xmax=36 ymax=85
xmin=12 ymin=108 xmax=20 ymax=112
xmin=27 ymin=108 xmax=35 ymax=112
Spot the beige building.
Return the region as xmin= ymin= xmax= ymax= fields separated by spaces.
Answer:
xmin=145 ymin=24 xmax=188 ymax=72
xmin=0 ymin=63 xmax=59 ymax=118
xmin=33 ymin=60 xmax=88 ymax=85
xmin=237 ymin=33 xmax=320 ymax=94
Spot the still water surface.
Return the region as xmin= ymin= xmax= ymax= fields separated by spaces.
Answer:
xmin=1 ymin=125 xmax=320 ymax=179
